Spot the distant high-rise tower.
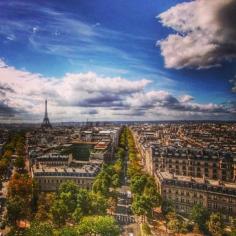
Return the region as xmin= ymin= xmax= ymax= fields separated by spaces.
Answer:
xmin=41 ymin=100 xmax=52 ymax=129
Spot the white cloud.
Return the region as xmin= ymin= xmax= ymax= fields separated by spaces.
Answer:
xmin=179 ymin=95 xmax=194 ymax=103
xmin=0 ymin=59 xmax=233 ymax=122
xmin=158 ymin=0 xmax=236 ymax=69
xmin=0 ymin=59 xmax=151 ymax=121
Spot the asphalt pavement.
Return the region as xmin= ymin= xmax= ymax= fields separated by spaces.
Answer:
xmin=114 ymin=151 xmax=140 ymax=236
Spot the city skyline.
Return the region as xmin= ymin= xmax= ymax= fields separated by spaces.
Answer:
xmin=0 ymin=0 xmax=236 ymax=122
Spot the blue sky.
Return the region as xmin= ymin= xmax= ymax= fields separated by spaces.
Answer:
xmin=0 ymin=0 xmax=235 ymax=122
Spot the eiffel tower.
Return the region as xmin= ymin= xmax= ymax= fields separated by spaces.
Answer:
xmin=41 ymin=99 xmax=52 ymax=129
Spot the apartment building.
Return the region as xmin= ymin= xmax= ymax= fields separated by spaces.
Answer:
xmin=130 ymin=123 xmax=236 ymax=218
xmin=32 ymin=164 xmax=100 ymax=191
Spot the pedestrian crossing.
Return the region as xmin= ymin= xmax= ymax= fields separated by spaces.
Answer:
xmin=114 ymin=214 xmax=135 ymax=224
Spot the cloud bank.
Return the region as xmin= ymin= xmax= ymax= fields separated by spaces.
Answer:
xmin=158 ymin=0 xmax=236 ymax=69
xmin=0 ymin=59 xmax=234 ymax=122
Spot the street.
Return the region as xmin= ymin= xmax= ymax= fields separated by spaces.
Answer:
xmin=114 ymin=151 xmax=140 ymax=236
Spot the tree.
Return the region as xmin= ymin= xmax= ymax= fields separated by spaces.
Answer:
xmin=207 ymin=213 xmax=224 ymax=236
xmin=7 ymin=173 xmax=32 ymax=199
xmin=90 ymin=192 xmax=108 ymax=215
xmin=72 ymin=207 xmax=83 ymax=223
xmin=50 ymin=199 xmax=69 ymax=226
xmin=111 ymin=173 xmax=120 ymax=189
xmin=130 ymin=174 xmax=147 ymax=195
xmin=116 ymin=148 xmax=125 ymax=160
xmin=127 ymin=164 xmax=142 ymax=178
xmin=76 ymin=189 xmax=91 ymax=216
xmin=49 ymin=181 xmax=110 ymax=225
xmin=0 ymin=159 xmax=8 ymax=179
xmin=190 ymin=204 xmax=209 ymax=232
xmin=60 ymin=191 xmax=77 ymax=215
xmin=14 ymin=156 xmax=25 ymax=170
xmin=73 ymin=190 xmax=107 ymax=219
xmin=6 ymin=196 xmax=27 ymax=225
xmin=54 ymin=181 xmax=80 ymax=223
xmin=3 ymin=149 xmax=13 ymax=159
xmin=58 ymin=181 xmax=79 ymax=198
xmin=92 ymin=171 xmax=110 ymax=196
xmin=143 ymin=183 xmax=161 ymax=209
xmin=7 ymin=174 xmax=33 ymax=223
xmin=131 ymin=195 xmax=152 ymax=221
xmin=35 ymin=193 xmax=55 ymax=221
xmin=167 ymin=218 xmax=182 ymax=233
xmin=107 ymin=194 xmax=118 ymax=215
xmin=229 ymin=217 xmax=236 ymax=235
xmin=77 ymin=215 xmax=120 ymax=236
xmin=54 ymin=227 xmax=78 ymax=236
xmin=113 ymin=159 xmax=122 ymax=175
xmin=142 ymin=223 xmax=151 ymax=235
xmin=161 ymin=200 xmax=174 ymax=216
xmin=167 ymin=217 xmax=189 ymax=234
xmin=31 ymin=179 xmax=39 ymax=212
xmin=24 ymin=221 xmax=54 ymax=236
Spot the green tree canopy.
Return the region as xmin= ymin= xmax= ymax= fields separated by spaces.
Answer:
xmin=131 ymin=195 xmax=153 ymax=218
xmin=207 ymin=213 xmax=224 ymax=236
xmin=6 ymin=196 xmax=27 ymax=225
xmin=130 ymin=174 xmax=147 ymax=195
xmin=190 ymin=204 xmax=209 ymax=232
xmin=77 ymin=215 xmax=120 ymax=236
xmin=50 ymin=199 xmax=69 ymax=226
xmin=0 ymin=159 xmax=8 ymax=179
xmin=24 ymin=221 xmax=54 ymax=236
xmin=14 ymin=156 xmax=25 ymax=170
